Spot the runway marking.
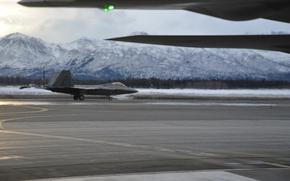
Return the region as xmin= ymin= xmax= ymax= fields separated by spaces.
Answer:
xmin=261 ymin=161 xmax=290 ymax=168
xmin=0 ymin=155 xmax=24 ymax=160
xmin=0 ymin=105 xmax=49 ymax=129
xmin=0 ymin=114 xmax=78 ymax=130
xmin=0 ymin=105 xmax=48 ymax=115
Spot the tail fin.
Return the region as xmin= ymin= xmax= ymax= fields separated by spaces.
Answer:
xmin=48 ymin=70 xmax=73 ymax=88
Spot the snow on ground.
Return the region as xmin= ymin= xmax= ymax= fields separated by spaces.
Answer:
xmin=0 ymin=86 xmax=290 ymax=99
xmin=134 ymin=88 xmax=290 ymax=99
xmin=0 ymin=86 xmax=56 ymax=95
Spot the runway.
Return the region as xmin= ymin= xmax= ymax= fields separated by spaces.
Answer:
xmin=0 ymin=98 xmax=289 ymax=181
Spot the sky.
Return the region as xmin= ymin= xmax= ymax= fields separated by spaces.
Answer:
xmin=1 ymin=0 xmax=290 ymax=43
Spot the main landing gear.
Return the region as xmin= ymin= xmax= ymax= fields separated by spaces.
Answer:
xmin=73 ymin=95 xmax=85 ymax=101
xmin=106 ymin=96 xmax=113 ymax=101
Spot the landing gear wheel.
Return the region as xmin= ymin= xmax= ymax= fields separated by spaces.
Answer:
xmin=79 ymin=95 xmax=85 ymax=101
xmin=107 ymin=96 xmax=113 ymax=101
xmin=73 ymin=95 xmax=85 ymax=101
xmin=73 ymin=95 xmax=79 ymax=101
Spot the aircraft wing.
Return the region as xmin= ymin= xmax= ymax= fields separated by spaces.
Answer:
xmin=71 ymin=83 xmax=137 ymax=94
xmin=18 ymin=0 xmax=290 ymax=23
xmin=108 ymin=34 xmax=290 ymax=53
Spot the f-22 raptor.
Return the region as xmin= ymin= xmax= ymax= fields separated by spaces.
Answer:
xmin=21 ymin=70 xmax=138 ymax=101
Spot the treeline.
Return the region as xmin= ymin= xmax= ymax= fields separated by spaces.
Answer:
xmin=75 ymin=78 xmax=290 ymax=89
xmin=0 ymin=76 xmax=45 ymax=85
xmin=0 ymin=76 xmax=290 ymax=89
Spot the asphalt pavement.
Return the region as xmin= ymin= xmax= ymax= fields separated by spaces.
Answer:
xmin=0 ymin=98 xmax=289 ymax=181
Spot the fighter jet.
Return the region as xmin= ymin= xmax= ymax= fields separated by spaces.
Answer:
xmin=18 ymin=0 xmax=290 ymax=53
xmin=20 ymin=70 xmax=138 ymax=101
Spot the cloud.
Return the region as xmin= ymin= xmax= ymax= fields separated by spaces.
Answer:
xmin=0 ymin=1 xmax=290 ymax=43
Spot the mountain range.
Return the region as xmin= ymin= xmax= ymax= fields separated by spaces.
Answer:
xmin=0 ymin=32 xmax=290 ymax=81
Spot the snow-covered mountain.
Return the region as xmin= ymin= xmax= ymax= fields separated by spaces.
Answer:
xmin=0 ymin=32 xmax=290 ymax=81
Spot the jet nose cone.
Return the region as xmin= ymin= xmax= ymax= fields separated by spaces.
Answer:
xmin=130 ymin=89 xmax=138 ymax=94
xmin=18 ymin=0 xmax=26 ymax=6
xmin=18 ymin=0 xmax=43 ymax=7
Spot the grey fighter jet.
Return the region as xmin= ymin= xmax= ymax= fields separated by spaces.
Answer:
xmin=18 ymin=0 xmax=290 ymax=54
xmin=21 ymin=70 xmax=138 ymax=101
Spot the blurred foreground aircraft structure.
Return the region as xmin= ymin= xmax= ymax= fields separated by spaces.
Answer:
xmin=18 ymin=0 xmax=290 ymax=53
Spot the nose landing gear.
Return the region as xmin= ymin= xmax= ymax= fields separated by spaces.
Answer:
xmin=73 ymin=95 xmax=85 ymax=101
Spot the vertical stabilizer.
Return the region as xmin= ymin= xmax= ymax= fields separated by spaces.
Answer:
xmin=48 ymin=70 xmax=73 ymax=88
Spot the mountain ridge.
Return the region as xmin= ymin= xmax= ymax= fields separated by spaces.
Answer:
xmin=0 ymin=32 xmax=290 ymax=81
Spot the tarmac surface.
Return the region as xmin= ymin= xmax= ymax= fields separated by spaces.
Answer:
xmin=0 ymin=98 xmax=289 ymax=180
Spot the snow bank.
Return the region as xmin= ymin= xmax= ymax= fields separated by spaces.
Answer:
xmin=0 ymin=86 xmax=290 ymax=99
xmin=0 ymin=86 xmax=56 ymax=95
xmin=134 ymin=88 xmax=290 ymax=99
